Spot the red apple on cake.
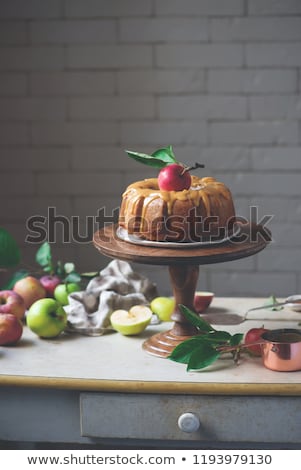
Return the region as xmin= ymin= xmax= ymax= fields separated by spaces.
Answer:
xmin=158 ymin=163 xmax=192 ymax=191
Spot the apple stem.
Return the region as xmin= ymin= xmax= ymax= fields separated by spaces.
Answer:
xmin=180 ymin=162 xmax=205 ymax=176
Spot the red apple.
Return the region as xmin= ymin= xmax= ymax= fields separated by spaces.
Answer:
xmin=0 ymin=313 xmax=23 ymax=345
xmin=0 ymin=290 xmax=26 ymax=320
xmin=40 ymin=275 xmax=61 ymax=297
xmin=13 ymin=276 xmax=46 ymax=309
xmin=158 ymin=163 xmax=191 ymax=191
xmin=194 ymin=291 xmax=214 ymax=313
xmin=244 ymin=326 xmax=268 ymax=356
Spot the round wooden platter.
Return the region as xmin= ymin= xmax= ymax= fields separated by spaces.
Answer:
xmin=93 ymin=222 xmax=270 ymax=267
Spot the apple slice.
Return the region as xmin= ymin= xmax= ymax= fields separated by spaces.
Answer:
xmin=194 ymin=291 xmax=214 ymax=313
xmin=110 ymin=305 xmax=152 ymax=336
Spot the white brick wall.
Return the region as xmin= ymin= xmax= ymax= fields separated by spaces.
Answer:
xmin=208 ymin=69 xmax=297 ymax=94
xmin=156 ymin=44 xmax=244 ymax=67
xmin=0 ymin=0 xmax=301 ymax=297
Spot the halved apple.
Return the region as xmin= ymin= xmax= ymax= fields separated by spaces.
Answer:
xmin=194 ymin=291 xmax=214 ymax=313
xmin=110 ymin=305 xmax=152 ymax=336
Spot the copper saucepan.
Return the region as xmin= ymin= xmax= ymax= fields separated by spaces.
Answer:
xmin=260 ymin=329 xmax=301 ymax=371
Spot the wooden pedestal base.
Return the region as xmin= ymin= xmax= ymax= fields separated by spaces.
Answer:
xmin=143 ymin=264 xmax=200 ymax=357
xmin=142 ymin=329 xmax=195 ymax=358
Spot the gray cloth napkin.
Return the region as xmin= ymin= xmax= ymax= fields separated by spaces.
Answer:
xmin=65 ymin=259 xmax=158 ymax=336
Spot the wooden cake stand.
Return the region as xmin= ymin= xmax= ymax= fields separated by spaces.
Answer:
xmin=93 ymin=223 xmax=270 ymax=358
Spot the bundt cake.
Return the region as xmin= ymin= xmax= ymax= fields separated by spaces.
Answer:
xmin=118 ymin=175 xmax=236 ymax=243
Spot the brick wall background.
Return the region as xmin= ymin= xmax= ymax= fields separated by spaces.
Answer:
xmin=1 ymin=0 xmax=301 ymax=297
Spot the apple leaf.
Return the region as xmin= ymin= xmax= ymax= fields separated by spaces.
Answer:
xmin=230 ymin=333 xmax=244 ymax=347
xmin=200 ymin=330 xmax=232 ymax=343
xmin=168 ymin=305 xmax=244 ymax=371
xmin=169 ymin=331 xmax=234 ymax=369
xmin=0 ymin=227 xmax=21 ymax=268
xmin=151 ymin=145 xmax=177 ymax=163
xmin=36 ymin=241 xmax=52 ymax=268
xmin=179 ymin=304 xmax=215 ymax=332
xmin=56 ymin=260 xmax=64 ymax=277
xmin=64 ymin=262 xmax=75 ymax=274
xmin=187 ymin=343 xmax=221 ymax=371
xmin=65 ymin=272 xmax=81 ymax=284
xmin=168 ymin=336 xmax=204 ymax=364
xmin=125 ymin=146 xmax=177 ymax=168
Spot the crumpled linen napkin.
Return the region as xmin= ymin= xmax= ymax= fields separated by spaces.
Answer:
xmin=65 ymin=259 xmax=158 ymax=336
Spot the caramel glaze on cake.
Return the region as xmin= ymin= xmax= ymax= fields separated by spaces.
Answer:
xmin=119 ymin=175 xmax=236 ymax=242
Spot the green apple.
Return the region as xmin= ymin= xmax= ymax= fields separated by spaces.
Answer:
xmin=54 ymin=282 xmax=81 ymax=306
xmin=110 ymin=305 xmax=152 ymax=336
xmin=27 ymin=298 xmax=67 ymax=338
xmin=150 ymin=296 xmax=175 ymax=322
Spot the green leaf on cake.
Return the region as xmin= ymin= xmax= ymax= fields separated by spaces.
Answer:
xmin=125 ymin=145 xmax=177 ymax=168
xmin=152 ymin=145 xmax=177 ymax=164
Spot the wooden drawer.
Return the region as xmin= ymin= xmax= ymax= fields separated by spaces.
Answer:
xmin=80 ymin=392 xmax=301 ymax=442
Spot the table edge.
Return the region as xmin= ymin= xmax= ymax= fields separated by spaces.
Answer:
xmin=0 ymin=375 xmax=300 ymax=397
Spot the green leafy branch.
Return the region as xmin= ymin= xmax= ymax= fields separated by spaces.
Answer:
xmin=0 ymin=227 xmax=98 ymax=290
xmin=168 ymin=305 xmax=244 ymax=371
xmin=36 ymin=242 xmax=82 ymax=284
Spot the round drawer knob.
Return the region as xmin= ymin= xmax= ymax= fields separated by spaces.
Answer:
xmin=178 ymin=412 xmax=200 ymax=433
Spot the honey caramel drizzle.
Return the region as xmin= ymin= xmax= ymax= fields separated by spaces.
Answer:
xmin=122 ymin=176 xmax=232 ymax=220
